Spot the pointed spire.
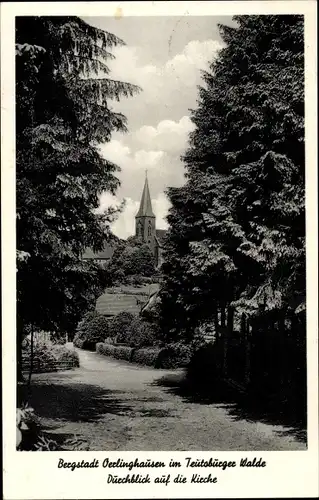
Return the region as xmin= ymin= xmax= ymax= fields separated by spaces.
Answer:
xmin=136 ymin=172 xmax=155 ymax=217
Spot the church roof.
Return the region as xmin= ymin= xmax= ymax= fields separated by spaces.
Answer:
xmin=136 ymin=177 xmax=155 ymax=218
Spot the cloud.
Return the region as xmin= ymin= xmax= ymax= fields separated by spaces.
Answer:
xmin=98 ymin=114 xmax=192 ymax=204
xmin=98 ymin=192 xmax=170 ymax=239
xmin=135 ymin=115 xmax=195 ymax=153
xmin=106 ymin=38 xmax=223 ymax=128
xmin=94 ymin=38 xmax=223 ymax=239
xmin=109 ymin=39 xmax=222 ymax=89
xmin=99 ymin=139 xmax=168 ymax=180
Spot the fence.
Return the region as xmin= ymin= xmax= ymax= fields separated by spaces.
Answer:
xmin=214 ymin=309 xmax=307 ymax=404
xmin=21 ymin=358 xmax=78 ymax=374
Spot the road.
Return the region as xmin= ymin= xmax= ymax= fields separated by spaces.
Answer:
xmin=27 ymin=346 xmax=306 ymax=451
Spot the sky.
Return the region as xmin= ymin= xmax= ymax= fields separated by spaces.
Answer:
xmin=83 ymin=16 xmax=234 ymax=238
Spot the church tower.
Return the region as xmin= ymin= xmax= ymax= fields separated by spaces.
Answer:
xmin=135 ymin=173 xmax=156 ymax=254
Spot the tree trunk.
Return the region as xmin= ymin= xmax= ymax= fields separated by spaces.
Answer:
xmin=245 ymin=317 xmax=251 ymax=386
xmin=27 ymin=324 xmax=34 ymax=386
xmin=221 ymin=305 xmax=226 ymax=328
xmin=214 ymin=304 xmax=219 ymax=339
xmin=227 ymin=306 xmax=234 ymax=334
xmin=17 ymin=330 xmax=24 ymax=384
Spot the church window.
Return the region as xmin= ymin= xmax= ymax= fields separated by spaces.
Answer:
xmin=137 ymin=221 xmax=143 ymax=237
xmin=148 ymin=224 xmax=152 ymax=236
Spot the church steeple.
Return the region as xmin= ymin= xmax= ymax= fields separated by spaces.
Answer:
xmin=136 ymin=171 xmax=155 ymax=218
xmin=135 ymin=172 xmax=156 ymax=250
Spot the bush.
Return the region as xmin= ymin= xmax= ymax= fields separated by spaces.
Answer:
xmin=17 ymin=405 xmax=90 ymax=451
xmin=73 ymin=335 xmax=84 ymax=348
xmin=105 ymin=336 xmax=115 ymax=345
xmin=108 ymin=312 xmax=135 ymax=342
xmin=16 ymin=404 xmax=41 ymax=450
xmin=155 ymin=342 xmax=193 ymax=369
xmin=116 ymin=317 xmax=160 ymax=348
xmin=54 ymin=346 xmax=80 ymax=367
xmin=131 ymin=347 xmax=162 ymax=367
xmin=22 ymin=339 xmax=79 ymax=372
xmin=74 ymin=311 xmax=110 ymax=348
xmin=108 ymin=312 xmax=160 ymax=348
xmin=129 ymin=319 xmax=160 ymax=348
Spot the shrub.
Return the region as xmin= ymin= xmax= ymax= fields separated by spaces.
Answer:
xmin=22 ymin=340 xmax=57 ymax=370
xmin=105 ymin=336 xmax=115 ymax=345
xmin=16 ymin=404 xmax=41 ymax=450
xmin=108 ymin=312 xmax=135 ymax=342
xmin=74 ymin=311 xmax=110 ymax=348
xmin=73 ymin=335 xmax=84 ymax=348
xmin=17 ymin=405 xmax=90 ymax=451
xmin=130 ymin=319 xmax=160 ymax=348
xmin=131 ymin=347 xmax=162 ymax=367
xmin=54 ymin=346 xmax=80 ymax=367
xmin=22 ymin=340 xmax=79 ymax=372
xmin=117 ymin=317 xmax=160 ymax=348
xmin=155 ymin=342 xmax=193 ymax=369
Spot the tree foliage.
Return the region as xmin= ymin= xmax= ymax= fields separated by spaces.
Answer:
xmin=161 ymin=15 xmax=305 ymax=340
xmin=107 ymin=236 xmax=156 ymax=280
xmin=16 ymin=16 xmax=140 ymax=340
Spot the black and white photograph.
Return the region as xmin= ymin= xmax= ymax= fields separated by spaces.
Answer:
xmin=13 ymin=11 xmax=310 ymax=454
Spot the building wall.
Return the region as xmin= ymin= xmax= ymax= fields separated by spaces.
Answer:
xmin=135 ymin=216 xmax=156 ymax=255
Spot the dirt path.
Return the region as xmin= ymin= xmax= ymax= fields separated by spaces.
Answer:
xmin=26 ymin=346 xmax=306 ymax=451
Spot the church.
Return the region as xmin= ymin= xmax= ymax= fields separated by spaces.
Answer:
xmin=83 ymin=176 xmax=167 ymax=269
xmin=135 ymin=174 xmax=167 ymax=269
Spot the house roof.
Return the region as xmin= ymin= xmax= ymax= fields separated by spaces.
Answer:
xmin=107 ymin=283 xmax=160 ymax=296
xmin=135 ymin=177 xmax=155 ymax=218
xmin=82 ymin=243 xmax=115 ymax=260
xmin=96 ymin=293 xmax=145 ymax=316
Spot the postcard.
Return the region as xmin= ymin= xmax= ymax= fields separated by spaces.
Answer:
xmin=2 ymin=1 xmax=318 ymax=498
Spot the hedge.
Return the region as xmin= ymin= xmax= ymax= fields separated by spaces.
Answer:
xmin=96 ymin=343 xmax=116 ymax=356
xmin=131 ymin=347 xmax=163 ymax=367
xmin=97 ymin=343 xmax=162 ymax=367
xmin=96 ymin=343 xmax=134 ymax=362
xmin=96 ymin=342 xmax=194 ymax=369
xmin=113 ymin=345 xmax=135 ymax=362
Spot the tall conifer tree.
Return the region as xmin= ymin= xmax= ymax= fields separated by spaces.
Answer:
xmin=161 ymin=15 xmax=305 ymax=340
xmin=16 ymin=17 xmax=140 ymax=353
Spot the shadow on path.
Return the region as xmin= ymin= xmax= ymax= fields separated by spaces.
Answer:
xmin=152 ymin=373 xmax=307 ymax=444
xmin=18 ymin=382 xmax=132 ymax=423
